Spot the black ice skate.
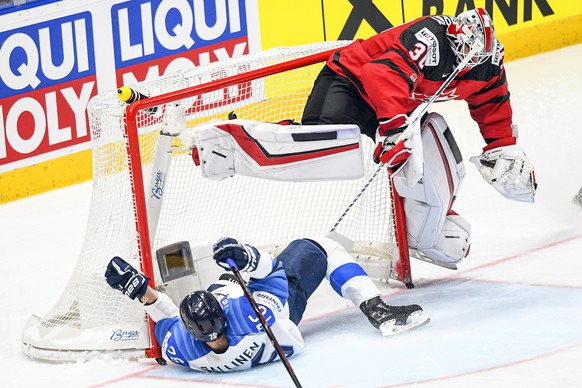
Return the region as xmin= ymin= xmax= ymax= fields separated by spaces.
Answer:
xmin=359 ymin=296 xmax=430 ymax=336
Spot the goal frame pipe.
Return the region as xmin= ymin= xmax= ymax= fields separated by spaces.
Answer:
xmin=123 ymin=45 xmax=412 ymax=357
xmin=390 ymin=179 xmax=413 ymax=287
xmin=123 ymin=113 xmax=163 ymax=361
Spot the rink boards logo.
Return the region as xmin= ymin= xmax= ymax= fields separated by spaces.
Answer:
xmin=492 ymin=41 xmax=504 ymax=66
xmin=0 ymin=12 xmax=96 ymax=167
xmin=110 ymin=329 xmax=141 ymax=342
xmin=111 ymin=0 xmax=253 ymax=96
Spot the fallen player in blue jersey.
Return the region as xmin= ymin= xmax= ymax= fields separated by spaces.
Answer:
xmin=104 ymin=236 xmax=429 ymax=372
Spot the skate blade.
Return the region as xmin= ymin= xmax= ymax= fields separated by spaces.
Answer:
xmin=379 ymin=312 xmax=431 ymax=336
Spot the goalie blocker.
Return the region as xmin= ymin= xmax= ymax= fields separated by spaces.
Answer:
xmin=178 ymin=118 xmax=365 ymax=182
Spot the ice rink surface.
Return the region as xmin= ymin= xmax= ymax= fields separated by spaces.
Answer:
xmin=1 ymin=44 xmax=582 ymax=388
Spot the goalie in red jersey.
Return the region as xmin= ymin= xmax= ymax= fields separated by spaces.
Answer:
xmin=302 ymin=8 xmax=537 ymax=269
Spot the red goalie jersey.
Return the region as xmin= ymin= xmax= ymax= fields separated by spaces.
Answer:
xmin=326 ymin=15 xmax=512 ymax=142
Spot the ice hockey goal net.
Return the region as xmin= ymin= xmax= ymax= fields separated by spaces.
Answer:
xmin=21 ymin=41 xmax=411 ymax=362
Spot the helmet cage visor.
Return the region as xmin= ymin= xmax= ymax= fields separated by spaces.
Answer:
xmin=447 ymin=8 xmax=496 ymax=67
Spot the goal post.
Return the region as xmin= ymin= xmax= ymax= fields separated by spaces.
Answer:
xmin=21 ymin=41 xmax=412 ymax=363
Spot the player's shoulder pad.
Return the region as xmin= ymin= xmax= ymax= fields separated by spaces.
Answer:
xmin=399 ymin=16 xmax=440 ymax=51
xmin=429 ymin=15 xmax=455 ymax=26
xmin=491 ymin=40 xmax=505 ymax=67
xmin=210 ymin=283 xmax=243 ymax=311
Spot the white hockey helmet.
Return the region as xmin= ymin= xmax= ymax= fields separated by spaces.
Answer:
xmin=446 ymin=8 xmax=496 ymax=68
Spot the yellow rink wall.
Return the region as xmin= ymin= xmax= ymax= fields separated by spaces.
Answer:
xmin=258 ymin=0 xmax=582 ymax=60
xmin=1 ymin=0 xmax=581 ymax=204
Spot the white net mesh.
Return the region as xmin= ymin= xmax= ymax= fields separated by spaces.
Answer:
xmin=22 ymin=41 xmax=396 ymax=360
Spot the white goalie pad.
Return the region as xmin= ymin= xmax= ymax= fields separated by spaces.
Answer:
xmin=179 ymin=119 xmax=365 ymax=181
xmin=393 ymin=113 xmax=470 ymax=268
xmin=396 ymin=102 xmax=427 ymax=186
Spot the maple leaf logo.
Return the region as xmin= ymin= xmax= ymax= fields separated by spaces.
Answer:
xmin=411 ymin=87 xmax=459 ymax=102
xmin=447 ymin=23 xmax=464 ymax=36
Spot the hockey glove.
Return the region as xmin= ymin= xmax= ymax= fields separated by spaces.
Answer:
xmin=373 ymin=114 xmax=412 ymax=168
xmin=470 ymin=139 xmax=537 ymax=203
xmin=105 ymin=257 xmax=149 ymax=300
xmin=373 ymin=130 xmax=413 ymax=169
xmin=212 ymin=237 xmax=259 ymax=272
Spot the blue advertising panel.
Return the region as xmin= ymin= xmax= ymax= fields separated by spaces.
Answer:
xmin=111 ymin=0 xmax=252 ymax=86
xmin=0 ymin=11 xmax=96 ymax=166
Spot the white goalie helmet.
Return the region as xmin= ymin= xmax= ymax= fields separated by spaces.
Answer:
xmin=446 ymin=8 xmax=497 ymax=68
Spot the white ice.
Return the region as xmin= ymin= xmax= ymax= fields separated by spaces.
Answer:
xmin=1 ymin=44 xmax=582 ymax=388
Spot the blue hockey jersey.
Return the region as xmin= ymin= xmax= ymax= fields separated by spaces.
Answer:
xmin=147 ymin=255 xmax=304 ymax=372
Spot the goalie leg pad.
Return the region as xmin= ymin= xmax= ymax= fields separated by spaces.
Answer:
xmin=179 ymin=119 xmax=365 ymax=181
xmin=393 ymin=113 xmax=471 ymax=267
xmin=419 ymin=212 xmax=471 ymax=266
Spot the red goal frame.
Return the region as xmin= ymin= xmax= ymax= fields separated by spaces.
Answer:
xmin=122 ymin=48 xmax=413 ymax=360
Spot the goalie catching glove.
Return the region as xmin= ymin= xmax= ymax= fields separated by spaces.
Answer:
xmin=373 ymin=115 xmax=412 ymax=169
xmin=104 ymin=257 xmax=149 ymax=300
xmin=470 ymin=138 xmax=537 ymax=203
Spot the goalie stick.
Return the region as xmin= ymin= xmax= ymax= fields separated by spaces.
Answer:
xmin=328 ymin=40 xmax=486 ymax=285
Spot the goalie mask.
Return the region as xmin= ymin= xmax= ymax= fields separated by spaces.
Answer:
xmin=446 ymin=8 xmax=496 ymax=68
xmin=179 ymin=290 xmax=227 ymax=342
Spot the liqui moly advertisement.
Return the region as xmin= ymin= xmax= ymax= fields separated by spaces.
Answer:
xmin=112 ymin=0 xmax=255 ymax=86
xmin=0 ymin=12 xmax=96 ymax=169
xmin=0 ymin=0 xmax=260 ymax=173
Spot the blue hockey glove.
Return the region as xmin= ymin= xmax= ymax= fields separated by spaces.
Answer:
xmin=105 ymin=257 xmax=149 ymax=300
xmin=212 ymin=237 xmax=259 ymax=272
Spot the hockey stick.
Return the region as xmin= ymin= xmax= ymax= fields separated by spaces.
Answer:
xmin=401 ymin=39 xmax=485 ymax=138
xmin=329 ymin=164 xmax=385 ymax=234
xmin=330 ymin=39 xmax=485 ymax=233
xmin=226 ymin=259 xmax=303 ymax=388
